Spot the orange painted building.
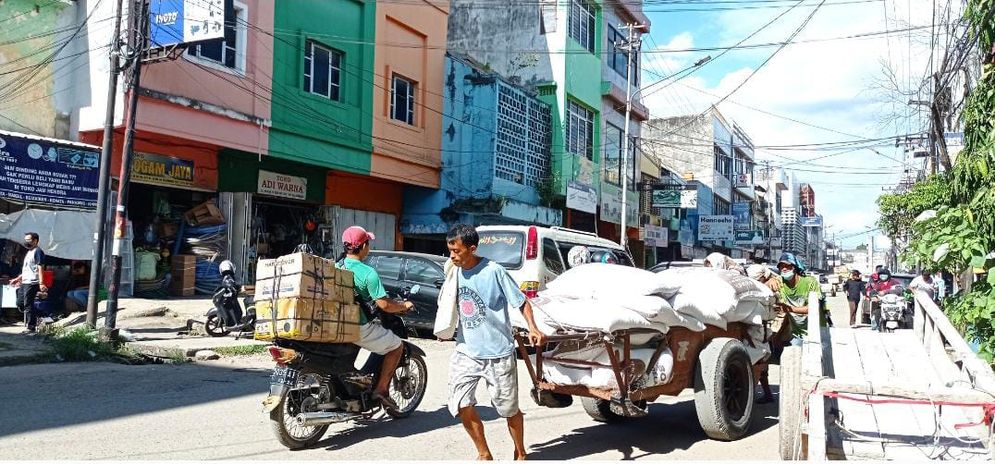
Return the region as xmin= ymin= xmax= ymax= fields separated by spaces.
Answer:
xmin=370 ymin=0 xmax=448 ymax=189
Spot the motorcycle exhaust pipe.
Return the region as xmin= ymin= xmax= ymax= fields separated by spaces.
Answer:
xmin=294 ymin=411 xmax=359 ymax=427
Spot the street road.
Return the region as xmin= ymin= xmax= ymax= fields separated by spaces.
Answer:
xmin=0 ymin=297 xmax=861 ymax=460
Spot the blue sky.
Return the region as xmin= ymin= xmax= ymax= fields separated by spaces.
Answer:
xmin=637 ymin=0 xmax=945 ymax=248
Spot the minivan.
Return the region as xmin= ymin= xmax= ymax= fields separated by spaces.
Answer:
xmin=474 ymin=225 xmax=635 ymax=298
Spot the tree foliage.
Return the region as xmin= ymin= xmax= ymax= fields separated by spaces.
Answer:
xmin=876 ymin=175 xmax=951 ymax=240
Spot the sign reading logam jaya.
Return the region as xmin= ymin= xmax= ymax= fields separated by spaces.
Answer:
xmin=698 ymin=215 xmax=735 ymax=241
xmin=258 ymin=170 xmax=307 ymax=200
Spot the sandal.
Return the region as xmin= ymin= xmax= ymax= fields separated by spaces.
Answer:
xmin=373 ymin=391 xmax=398 ymax=411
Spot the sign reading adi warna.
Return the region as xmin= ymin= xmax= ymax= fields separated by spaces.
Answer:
xmin=258 ymin=170 xmax=307 ymax=200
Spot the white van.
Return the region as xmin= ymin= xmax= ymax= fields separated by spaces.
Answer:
xmin=474 ymin=225 xmax=635 ymax=298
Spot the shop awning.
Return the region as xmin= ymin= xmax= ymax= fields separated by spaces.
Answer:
xmin=0 ymin=208 xmax=96 ymax=260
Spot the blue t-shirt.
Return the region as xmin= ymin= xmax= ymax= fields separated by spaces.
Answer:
xmin=455 ymin=258 xmax=527 ymax=359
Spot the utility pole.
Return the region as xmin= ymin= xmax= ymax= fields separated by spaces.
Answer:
xmin=102 ymin=0 xmax=149 ymax=338
xmin=619 ymin=22 xmax=645 ymax=249
xmin=86 ymin=0 xmax=126 ymax=327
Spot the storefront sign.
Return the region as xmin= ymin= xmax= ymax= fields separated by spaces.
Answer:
xmin=149 ymin=0 xmax=225 ymax=48
xmin=734 ymin=230 xmax=765 ymax=245
xmin=0 ymin=132 xmax=99 ymax=208
xmin=258 ymin=170 xmax=307 ymax=200
xmin=132 ymin=152 xmax=194 ymax=188
xmin=698 ymin=215 xmax=734 ymax=241
xmin=567 ymin=181 xmax=597 ymax=214
xmin=735 ymin=172 xmax=753 ymax=187
xmin=652 ymin=189 xmax=681 ymax=208
xmin=680 ymin=189 xmax=698 ymax=209
xmin=643 ymin=224 xmax=669 ymax=247
xmin=600 ymin=183 xmax=639 ymax=227
xmin=732 ymin=201 xmax=752 ymax=231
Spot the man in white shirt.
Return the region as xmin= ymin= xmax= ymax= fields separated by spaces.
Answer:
xmin=10 ymin=232 xmax=46 ymax=335
xmin=909 ymin=269 xmax=938 ymax=301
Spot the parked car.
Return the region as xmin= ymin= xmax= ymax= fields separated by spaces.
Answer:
xmin=366 ymin=251 xmax=448 ymax=336
xmin=474 ymin=225 xmax=635 ymax=298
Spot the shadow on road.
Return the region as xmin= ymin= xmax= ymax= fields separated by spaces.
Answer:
xmin=528 ymin=394 xmax=780 ymax=460
xmin=313 ymin=405 xmax=498 ymax=451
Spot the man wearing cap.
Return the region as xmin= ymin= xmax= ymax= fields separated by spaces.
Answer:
xmin=774 ymin=253 xmax=825 ymax=344
xmin=842 ymin=270 xmax=867 ymax=327
xmin=338 ymin=226 xmax=413 ymax=411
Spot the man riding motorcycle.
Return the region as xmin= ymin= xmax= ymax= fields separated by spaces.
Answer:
xmin=336 ymin=226 xmax=414 ymax=411
xmin=866 ymin=267 xmax=901 ymax=331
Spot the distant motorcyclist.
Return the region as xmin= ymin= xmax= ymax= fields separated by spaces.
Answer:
xmin=866 ymin=267 xmax=901 ymax=331
xmin=212 ymin=260 xmax=245 ymax=328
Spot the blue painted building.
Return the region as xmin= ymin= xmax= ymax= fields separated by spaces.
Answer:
xmin=401 ymin=54 xmax=561 ymax=251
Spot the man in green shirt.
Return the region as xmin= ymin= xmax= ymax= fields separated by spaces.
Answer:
xmin=339 ymin=226 xmax=413 ymax=411
xmin=775 ymin=253 xmax=825 ymax=344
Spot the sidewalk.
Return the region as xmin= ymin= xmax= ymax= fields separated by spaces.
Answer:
xmin=0 ymin=325 xmax=52 ymax=366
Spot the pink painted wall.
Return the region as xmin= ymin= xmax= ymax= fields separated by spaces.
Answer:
xmin=137 ymin=0 xmax=273 ymax=154
xmin=371 ymin=0 xmax=448 ymax=189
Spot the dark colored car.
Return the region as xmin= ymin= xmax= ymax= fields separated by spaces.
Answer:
xmin=366 ymin=251 xmax=447 ymax=336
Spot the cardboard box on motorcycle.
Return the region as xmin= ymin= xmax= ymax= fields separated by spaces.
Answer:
xmin=254 ymin=252 xmax=354 ymax=301
xmin=255 ymin=297 xmax=362 ymax=343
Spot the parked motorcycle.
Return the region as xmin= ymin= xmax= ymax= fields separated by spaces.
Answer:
xmin=876 ymin=285 xmax=907 ymax=333
xmin=263 ymin=285 xmax=428 ymax=450
xmin=205 ymin=260 xmax=256 ymax=338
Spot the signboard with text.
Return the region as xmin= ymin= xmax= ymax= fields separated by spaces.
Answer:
xmin=732 ymin=201 xmax=751 ymax=230
xmin=799 ymin=215 xmax=823 ymax=227
xmin=652 ymin=189 xmax=681 ymax=208
xmin=734 ymin=230 xmax=765 ymax=245
xmin=680 ymin=189 xmax=698 ymax=208
xmin=0 ymin=132 xmax=99 ymax=209
xmin=132 ymin=152 xmax=194 ymax=188
xmin=567 ymin=181 xmax=597 ymax=214
xmin=149 ymin=0 xmax=226 ymax=48
xmin=258 ymin=170 xmax=307 ymax=200
xmin=643 ymin=224 xmax=669 ymax=247
xmin=698 ymin=215 xmax=734 ymax=241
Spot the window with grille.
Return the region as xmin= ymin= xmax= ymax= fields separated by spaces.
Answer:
xmin=607 ymin=26 xmax=637 ymax=85
xmin=186 ymin=0 xmax=244 ymax=71
xmin=390 ymin=74 xmax=416 ymax=125
xmin=494 ymin=82 xmax=551 ymax=188
xmin=566 ymin=100 xmax=594 ymax=160
xmin=304 ymin=40 xmax=343 ymax=101
xmin=568 ymin=0 xmax=596 ymax=53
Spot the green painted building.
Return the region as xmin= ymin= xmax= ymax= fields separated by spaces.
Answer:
xmin=267 ymin=0 xmax=376 ymax=174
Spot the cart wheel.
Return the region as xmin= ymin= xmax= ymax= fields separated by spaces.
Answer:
xmin=580 ymin=397 xmax=646 ymax=423
xmin=693 ymin=337 xmax=755 ymax=441
xmin=531 ymin=388 xmax=573 ymax=408
xmin=778 ymin=345 xmax=803 ymax=460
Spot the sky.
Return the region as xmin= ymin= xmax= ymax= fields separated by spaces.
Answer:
xmin=638 ymin=0 xmax=956 ymax=249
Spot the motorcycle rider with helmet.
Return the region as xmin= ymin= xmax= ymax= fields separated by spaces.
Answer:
xmin=213 ymin=260 xmax=247 ymax=328
xmin=866 ymin=267 xmax=902 ymax=331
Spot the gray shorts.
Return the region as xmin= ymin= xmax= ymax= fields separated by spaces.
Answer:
xmin=448 ymin=351 xmax=520 ymax=418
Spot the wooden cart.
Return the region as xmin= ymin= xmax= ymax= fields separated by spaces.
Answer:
xmin=516 ymin=321 xmax=769 ymax=441
xmin=780 ymin=292 xmax=995 ymax=460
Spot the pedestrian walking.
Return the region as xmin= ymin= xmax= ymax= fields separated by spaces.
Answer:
xmin=909 ymin=269 xmax=938 ymax=302
xmin=444 ymin=224 xmax=545 ymax=461
xmin=10 ymin=232 xmax=46 ymax=335
xmin=842 ymin=270 xmax=866 ymax=327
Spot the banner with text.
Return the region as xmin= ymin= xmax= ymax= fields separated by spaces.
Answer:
xmin=698 ymin=215 xmax=735 ymax=241
xmin=0 ymin=132 xmax=99 ymax=209
xmin=132 ymin=152 xmax=194 ymax=189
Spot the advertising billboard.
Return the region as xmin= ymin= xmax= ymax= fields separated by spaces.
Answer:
xmin=149 ymin=0 xmax=226 ymax=48
xmin=698 ymin=215 xmax=734 ymax=241
xmin=800 ymin=183 xmax=816 ymax=217
xmin=0 ymin=131 xmax=99 ymax=209
xmin=732 ymin=201 xmax=752 ymax=231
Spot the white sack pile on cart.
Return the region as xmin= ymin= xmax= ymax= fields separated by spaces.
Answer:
xmin=512 ymin=263 xmax=775 ymax=390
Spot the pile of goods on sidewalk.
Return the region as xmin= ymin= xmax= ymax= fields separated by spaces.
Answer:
xmin=513 ymin=263 xmax=775 ymax=390
xmin=253 ymin=251 xmax=362 ymax=343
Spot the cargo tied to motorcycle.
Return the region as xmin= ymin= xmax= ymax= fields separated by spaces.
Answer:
xmin=253 ymin=252 xmax=362 ymax=343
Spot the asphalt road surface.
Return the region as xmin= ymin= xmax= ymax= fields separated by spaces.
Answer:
xmin=0 ymin=298 xmax=842 ymax=460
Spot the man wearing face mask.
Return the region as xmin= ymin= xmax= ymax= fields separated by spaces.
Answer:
xmin=10 ymin=232 xmax=46 ymax=335
xmin=867 ymin=267 xmax=901 ymax=331
xmin=774 ymin=253 xmax=825 ymax=345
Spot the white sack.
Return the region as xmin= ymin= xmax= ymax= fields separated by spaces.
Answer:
xmin=542 ymin=364 xmax=594 ymax=386
xmin=647 ymin=308 xmax=707 ymax=332
xmin=616 ymin=294 xmax=673 ymax=319
xmin=717 ymin=270 xmax=776 ymax=302
xmin=668 ymin=275 xmax=737 ymax=329
xmin=530 ymin=294 xmax=652 ymax=333
xmin=654 ymin=268 xmax=695 ymax=296
xmin=545 ymin=263 xmax=672 ymax=299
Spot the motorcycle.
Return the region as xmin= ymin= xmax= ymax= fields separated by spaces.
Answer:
xmin=205 ymin=260 xmax=257 ymax=338
xmin=262 ymin=285 xmax=428 ymax=450
xmin=876 ymin=285 xmax=907 ymax=333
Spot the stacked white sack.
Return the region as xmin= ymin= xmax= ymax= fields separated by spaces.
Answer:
xmin=541 ymin=347 xmax=675 ymax=390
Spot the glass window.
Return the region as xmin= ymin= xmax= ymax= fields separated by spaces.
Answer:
xmin=607 ymin=26 xmax=637 ymax=85
xmin=476 ymin=232 xmax=525 ymax=269
xmin=604 ymin=123 xmax=622 ymax=185
xmin=304 ymin=40 xmax=342 ymax=101
xmin=403 ymin=258 xmax=443 ymax=285
xmin=542 ymin=239 xmax=564 ymax=275
xmin=375 ymin=256 xmax=403 ymax=280
xmin=567 ymin=100 xmax=594 ymax=160
xmin=186 ymin=0 xmax=242 ymax=70
xmin=390 ymin=74 xmax=416 ymax=125
xmin=568 ymin=0 xmax=596 ymax=53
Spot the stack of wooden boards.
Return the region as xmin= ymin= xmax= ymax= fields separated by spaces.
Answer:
xmin=253 ymin=252 xmax=362 ymax=343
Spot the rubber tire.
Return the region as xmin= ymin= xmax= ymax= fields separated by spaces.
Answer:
xmin=268 ymin=368 xmax=329 ymax=450
xmin=385 ymin=353 xmax=428 ymax=419
xmin=581 ymin=397 xmax=625 ymax=423
xmin=204 ymin=314 xmax=230 ymax=337
xmin=693 ymin=337 xmax=755 ymax=441
xmin=778 ymin=345 xmax=803 ymax=460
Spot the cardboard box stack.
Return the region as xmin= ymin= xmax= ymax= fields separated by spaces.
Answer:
xmin=169 ymin=255 xmax=197 ymax=296
xmin=254 ymin=252 xmax=361 ymax=343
